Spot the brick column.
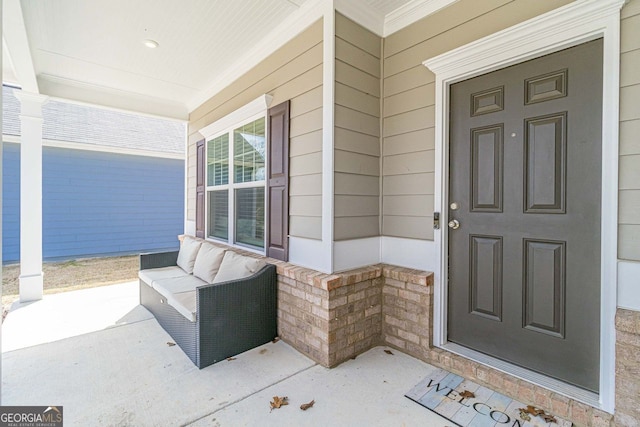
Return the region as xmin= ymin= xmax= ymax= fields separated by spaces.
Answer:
xmin=381 ymin=265 xmax=433 ymax=360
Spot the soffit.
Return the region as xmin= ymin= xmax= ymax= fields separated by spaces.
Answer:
xmin=364 ymin=0 xmax=419 ymax=15
xmin=3 ymin=0 xmax=449 ymax=120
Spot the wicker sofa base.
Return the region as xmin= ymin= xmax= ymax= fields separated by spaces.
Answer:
xmin=139 ymin=251 xmax=278 ymax=369
xmin=140 ymin=281 xmax=199 ymax=363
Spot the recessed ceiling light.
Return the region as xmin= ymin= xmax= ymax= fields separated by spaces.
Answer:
xmin=143 ymin=39 xmax=159 ymax=49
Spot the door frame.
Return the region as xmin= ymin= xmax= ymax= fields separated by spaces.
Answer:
xmin=423 ymin=0 xmax=624 ymax=412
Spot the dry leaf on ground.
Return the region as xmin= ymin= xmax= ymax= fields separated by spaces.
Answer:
xmin=270 ymin=396 xmax=288 ymax=412
xmin=226 ymin=357 xmax=236 ymax=361
xmin=300 ymin=400 xmax=315 ymax=411
xmin=542 ymin=413 xmax=557 ymax=423
xmin=459 ymin=390 xmax=475 ymax=399
xmin=384 ymin=349 xmax=394 ymax=355
xmin=521 ymin=406 xmax=544 ymax=417
xmin=272 ymin=337 xmax=280 ymax=343
xmin=167 ymin=342 xmax=176 ymax=347
xmin=519 ymin=405 xmax=556 ymax=424
xmin=519 ymin=410 xmax=531 ymax=422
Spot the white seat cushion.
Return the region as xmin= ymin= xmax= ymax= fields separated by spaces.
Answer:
xmin=166 ymin=291 xmax=197 ymax=322
xmin=152 ymin=275 xmax=205 ymax=295
xmin=152 ymin=275 xmax=206 ymax=323
xmin=176 ymin=236 xmax=202 ymax=274
xmin=192 ymin=243 xmax=226 ymax=284
xmin=139 ymin=266 xmax=188 ymax=286
xmin=212 ymin=251 xmax=267 ymax=284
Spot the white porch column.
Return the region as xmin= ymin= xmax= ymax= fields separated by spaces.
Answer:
xmin=15 ymin=91 xmax=49 ymax=302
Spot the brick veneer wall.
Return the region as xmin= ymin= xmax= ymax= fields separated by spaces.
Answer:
xmin=614 ymin=309 xmax=640 ymax=427
xmin=381 ymin=267 xmax=433 ymax=361
xmin=378 ymin=267 xmax=624 ymax=427
xmin=178 ymin=236 xmax=396 ymax=366
xmin=274 ymin=259 xmax=635 ymax=427
xmin=277 ymin=271 xmax=331 ymax=366
xmin=327 ymin=273 xmax=384 ymax=365
xmin=178 ymin=236 xmax=638 ymax=426
xmin=275 ymin=263 xmax=421 ymax=367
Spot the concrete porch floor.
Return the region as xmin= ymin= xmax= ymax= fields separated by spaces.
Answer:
xmin=2 ymin=282 xmax=450 ymax=426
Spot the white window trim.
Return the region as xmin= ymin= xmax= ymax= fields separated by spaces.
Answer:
xmin=423 ymin=0 xmax=623 ymax=413
xmin=200 ymin=97 xmax=272 ymax=254
xmin=199 ymin=95 xmax=272 ymax=139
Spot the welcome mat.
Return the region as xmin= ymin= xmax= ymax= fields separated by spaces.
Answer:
xmin=406 ymin=368 xmax=571 ymax=427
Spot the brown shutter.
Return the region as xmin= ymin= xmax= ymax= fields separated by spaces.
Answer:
xmin=266 ymin=101 xmax=290 ymax=261
xmin=195 ymin=138 xmax=206 ymax=238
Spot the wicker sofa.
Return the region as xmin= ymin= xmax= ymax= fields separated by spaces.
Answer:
xmin=139 ymin=237 xmax=277 ymax=369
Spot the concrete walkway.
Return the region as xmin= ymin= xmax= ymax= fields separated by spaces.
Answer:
xmin=2 ymin=282 xmax=450 ymax=426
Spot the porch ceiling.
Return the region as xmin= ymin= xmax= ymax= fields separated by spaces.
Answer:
xmin=1 ymin=0 xmax=438 ymax=120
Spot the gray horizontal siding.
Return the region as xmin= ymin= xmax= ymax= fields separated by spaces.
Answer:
xmin=334 ymin=12 xmax=381 ymax=241
xmin=380 ymin=0 xmax=573 ymax=241
xmin=619 ymin=1 xmax=640 ymax=261
xmin=188 ymin=20 xmax=323 ymax=240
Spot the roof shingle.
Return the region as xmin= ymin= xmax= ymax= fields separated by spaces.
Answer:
xmin=3 ymin=85 xmax=184 ymax=154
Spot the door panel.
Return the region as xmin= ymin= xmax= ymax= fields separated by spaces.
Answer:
xmin=471 ymin=126 xmax=503 ymax=212
xmin=448 ymin=39 xmax=602 ymax=392
xmin=524 ymin=113 xmax=566 ymax=213
xmin=523 ymin=239 xmax=565 ymax=338
xmin=469 ymin=235 xmax=503 ymax=321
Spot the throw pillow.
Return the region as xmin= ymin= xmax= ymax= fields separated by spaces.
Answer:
xmin=176 ymin=236 xmax=202 ymax=274
xmin=192 ymin=243 xmax=226 ymax=284
xmin=212 ymin=251 xmax=266 ymax=284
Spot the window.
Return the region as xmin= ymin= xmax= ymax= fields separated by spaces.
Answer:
xmin=198 ymin=95 xmax=288 ymax=260
xmin=206 ymin=116 xmax=266 ymax=251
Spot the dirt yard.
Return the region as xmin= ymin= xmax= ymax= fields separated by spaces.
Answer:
xmin=2 ymin=255 xmax=139 ymax=310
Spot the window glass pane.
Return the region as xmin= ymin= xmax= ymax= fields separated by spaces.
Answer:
xmin=207 ymin=134 xmax=229 ymax=186
xmin=208 ymin=190 xmax=228 ymax=240
xmin=235 ymin=187 xmax=265 ymax=248
xmin=234 ymin=118 xmax=265 ymax=183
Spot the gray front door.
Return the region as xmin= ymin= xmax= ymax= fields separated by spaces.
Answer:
xmin=447 ymin=39 xmax=602 ymax=392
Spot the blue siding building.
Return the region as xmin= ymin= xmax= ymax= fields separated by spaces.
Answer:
xmin=3 ymin=143 xmax=20 ymax=261
xmin=3 ymin=86 xmax=185 ymax=263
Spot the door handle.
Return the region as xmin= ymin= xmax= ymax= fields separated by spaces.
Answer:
xmin=448 ymin=219 xmax=460 ymax=230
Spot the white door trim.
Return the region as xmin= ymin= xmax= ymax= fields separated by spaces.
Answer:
xmin=423 ymin=0 xmax=624 ymax=413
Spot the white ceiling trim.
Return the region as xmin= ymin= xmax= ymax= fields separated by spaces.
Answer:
xmin=38 ymin=74 xmax=189 ymax=121
xmin=335 ymin=0 xmax=384 ymax=36
xmin=187 ymin=0 xmax=326 ymax=113
xmin=384 ymin=0 xmax=459 ymax=36
xmin=2 ymin=0 xmax=38 ymax=93
xmin=334 ymin=0 xmax=460 ymax=37
xmin=34 ymin=49 xmax=200 ymax=101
